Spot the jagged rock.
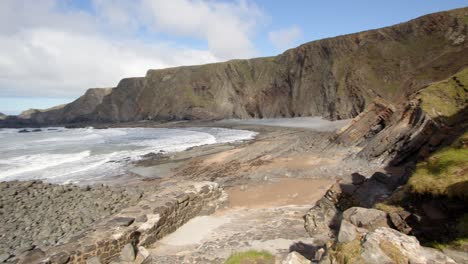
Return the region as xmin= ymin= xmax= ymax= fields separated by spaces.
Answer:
xmin=282 ymin=251 xmax=311 ymax=264
xmin=362 ymin=227 xmax=456 ymax=264
xmin=304 ymin=183 xmax=342 ymax=237
xmin=120 ymin=244 xmax=136 ymax=262
xmin=388 ymin=211 xmax=412 ymax=234
xmin=342 ymin=207 xmax=389 ymax=231
xmin=337 ymin=220 xmax=357 ymax=243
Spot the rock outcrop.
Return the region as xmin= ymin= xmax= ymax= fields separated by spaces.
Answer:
xmin=0 ymin=112 xmax=6 ymax=120
xmin=3 ymin=7 xmax=467 ymax=126
xmin=334 ymin=67 xmax=468 ymax=164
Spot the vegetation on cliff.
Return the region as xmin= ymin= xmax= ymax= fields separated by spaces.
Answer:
xmin=224 ymin=250 xmax=274 ymax=264
xmin=419 ymin=68 xmax=468 ymax=124
xmin=408 ymin=132 xmax=468 ymax=199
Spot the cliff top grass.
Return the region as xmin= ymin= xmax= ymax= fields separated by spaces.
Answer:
xmin=224 ymin=250 xmax=275 ymax=264
xmin=419 ymin=67 xmax=468 ymax=124
xmin=407 ymin=132 xmax=468 ymax=199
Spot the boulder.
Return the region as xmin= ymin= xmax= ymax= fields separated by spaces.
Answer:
xmin=282 ymin=251 xmax=311 ymax=264
xmin=337 ymin=220 xmax=357 ymax=243
xmin=342 ymin=207 xmax=389 ymax=231
xmin=120 ymin=243 xmax=136 ymax=262
xmin=362 ymin=227 xmax=456 ymax=264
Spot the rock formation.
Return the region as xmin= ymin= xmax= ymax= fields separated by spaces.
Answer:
xmin=0 ymin=112 xmax=6 ymax=120
xmin=2 ymin=7 xmax=467 ymax=126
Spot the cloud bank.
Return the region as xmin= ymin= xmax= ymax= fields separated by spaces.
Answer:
xmin=0 ymin=0 xmax=265 ymax=98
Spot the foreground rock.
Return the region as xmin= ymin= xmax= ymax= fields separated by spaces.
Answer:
xmin=0 ymin=180 xmax=145 ymax=257
xmin=7 ymin=181 xmax=226 ymax=264
xmin=282 ymin=251 xmax=310 ymax=264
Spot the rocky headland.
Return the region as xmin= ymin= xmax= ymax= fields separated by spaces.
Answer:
xmin=1 ymin=7 xmax=466 ymax=127
xmin=0 ymin=6 xmax=467 ymax=264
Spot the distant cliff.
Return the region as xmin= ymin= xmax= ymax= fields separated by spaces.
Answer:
xmin=3 ymin=7 xmax=468 ymax=126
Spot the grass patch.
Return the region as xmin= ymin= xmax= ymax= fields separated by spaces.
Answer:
xmin=419 ymin=67 xmax=468 ymax=124
xmin=379 ymin=240 xmax=407 ymax=264
xmin=224 ymin=250 xmax=275 ymax=264
xmin=332 ymin=240 xmax=364 ymax=264
xmin=407 ymin=138 xmax=468 ymax=199
xmin=374 ymin=202 xmax=405 ymax=214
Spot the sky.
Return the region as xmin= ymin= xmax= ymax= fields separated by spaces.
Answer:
xmin=0 ymin=0 xmax=467 ymax=115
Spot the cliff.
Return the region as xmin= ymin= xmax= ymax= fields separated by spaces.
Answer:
xmin=3 ymin=7 xmax=468 ymax=126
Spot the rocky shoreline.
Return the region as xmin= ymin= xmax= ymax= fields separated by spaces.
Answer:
xmin=0 ymin=180 xmax=146 ymax=259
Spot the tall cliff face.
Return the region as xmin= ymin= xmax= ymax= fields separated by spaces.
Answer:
xmin=4 ymin=8 xmax=468 ymax=125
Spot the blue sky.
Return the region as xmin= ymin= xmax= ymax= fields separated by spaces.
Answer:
xmin=0 ymin=0 xmax=466 ymax=115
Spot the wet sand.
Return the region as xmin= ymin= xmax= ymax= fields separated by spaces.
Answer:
xmin=226 ymin=178 xmax=334 ymax=208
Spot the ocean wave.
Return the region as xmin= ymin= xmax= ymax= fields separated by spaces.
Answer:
xmin=0 ymin=127 xmax=257 ymax=183
xmin=0 ymin=151 xmax=91 ymax=179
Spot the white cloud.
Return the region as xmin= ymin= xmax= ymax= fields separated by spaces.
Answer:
xmin=141 ymin=0 xmax=265 ymax=59
xmin=0 ymin=0 xmax=264 ymax=98
xmin=268 ymin=26 xmax=302 ymax=51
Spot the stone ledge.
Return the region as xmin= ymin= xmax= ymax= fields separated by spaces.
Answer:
xmin=19 ymin=181 xmax=226 ymax=264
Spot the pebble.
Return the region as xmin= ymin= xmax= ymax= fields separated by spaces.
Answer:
xmin=0 ymin=180 xmax=146 ymax=255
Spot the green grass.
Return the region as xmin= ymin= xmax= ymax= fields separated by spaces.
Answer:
xmin=407 ymin=133 xmax=468 ymax=199
xmin=224 ymin=250 xmax=275 ymax=264
xmin=332 ymin=240 xmax=364 ymax=264
xmin=419 ymin=68 xmax=468 ymax=124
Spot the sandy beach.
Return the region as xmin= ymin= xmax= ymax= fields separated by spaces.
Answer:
xmin=0 ymin=118 xmax=382 ymax=262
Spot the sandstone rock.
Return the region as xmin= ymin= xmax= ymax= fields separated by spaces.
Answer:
xmin=337 ymin=220 xmax=357 ymax=243
xmin=342 ymin=207 xmax=389 ymax=231
xmin=134 ymin=246 xmax=150 ymax=264
xmin=120 ymin=244 xmax=135 ymax=262
xmin=282 ymin=251 xmax=311 ymax=264
xmin=362 ymin=227 xmax=456 ymax=264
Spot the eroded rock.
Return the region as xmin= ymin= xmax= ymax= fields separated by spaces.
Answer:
xmin=342 ymin=207 xmax=389 ymax=231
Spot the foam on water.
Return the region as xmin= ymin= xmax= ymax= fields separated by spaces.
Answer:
xmin=0 ymin=127 xmax=257 ymax=184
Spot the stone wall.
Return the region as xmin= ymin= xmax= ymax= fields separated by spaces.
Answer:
xmin=18 ymin=181 xmax=227 ymax=264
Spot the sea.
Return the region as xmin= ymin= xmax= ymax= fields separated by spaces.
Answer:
xmin=0 ymin=127 xmax=257 ymax=184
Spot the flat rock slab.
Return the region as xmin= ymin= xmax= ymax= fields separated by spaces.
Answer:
xmin=149 ymin=205 xmax=318 ymax=264
xmin=110 ymin=217 xmax=136 ymax=227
